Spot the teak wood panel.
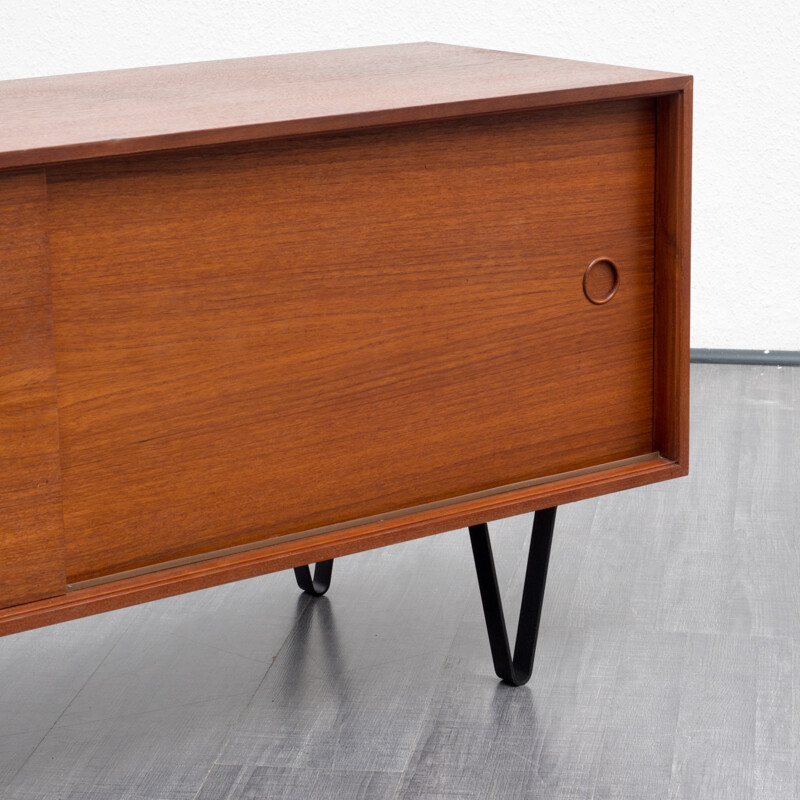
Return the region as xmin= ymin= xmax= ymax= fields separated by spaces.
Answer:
xmin=0 ymin=42 xmax=689 ymax=171
xmin=654 ymin=86 xmax=692 ymax=467
xmin=45 ymin=98 xmax=657 ymax=585
xmin=0 ymin=172 xmax=66 ymax=608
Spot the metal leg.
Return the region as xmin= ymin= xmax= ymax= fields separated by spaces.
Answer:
xmin=294 ymin=560 xmax=334 ymax=596
xmin=468 ymin=507 xmax=557 ymax=686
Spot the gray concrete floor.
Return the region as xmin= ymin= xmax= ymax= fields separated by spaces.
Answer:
xmin=1 ymin=363 xmax=798 ymax=799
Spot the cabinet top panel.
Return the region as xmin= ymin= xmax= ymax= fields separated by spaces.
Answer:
xmin=0 ymin=42 xmax=690 ymax=171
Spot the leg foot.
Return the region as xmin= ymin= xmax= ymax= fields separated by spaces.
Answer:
xmin=294 ymin=560 xmax=334 ymax=596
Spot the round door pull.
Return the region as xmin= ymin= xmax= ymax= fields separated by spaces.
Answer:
xmin=583 ymin=257 xmax=619 ymax=305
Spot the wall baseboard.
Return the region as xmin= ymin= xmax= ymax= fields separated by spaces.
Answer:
xmin=691 ymin=349 xmax=800 ymax=366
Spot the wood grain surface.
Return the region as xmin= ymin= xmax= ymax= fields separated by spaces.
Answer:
xmin=0 ymin=42 xmax=689 ymax=171
xmin=45 ymin=98 xmax=657 ymax=585
xmin=0 ymin=172 xmax=65 ymax=608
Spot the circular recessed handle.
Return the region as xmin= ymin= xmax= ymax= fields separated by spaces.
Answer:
xmin=583 ymin=257 xmax=619 ymax=305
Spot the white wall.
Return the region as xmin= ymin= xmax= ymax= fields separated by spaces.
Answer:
xmin=2 ymin=0 xmax=798 ymax=350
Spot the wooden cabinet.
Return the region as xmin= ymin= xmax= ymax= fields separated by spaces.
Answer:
xmin=0 ymin=43 xmax=691 ymax=641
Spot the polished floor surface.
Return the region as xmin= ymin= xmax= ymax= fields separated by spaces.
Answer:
xmin=1 ymin=364 xmax=798 ymax=799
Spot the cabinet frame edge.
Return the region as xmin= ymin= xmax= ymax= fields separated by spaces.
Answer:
xmin=653 ymin=81 xmax=692 ymax=471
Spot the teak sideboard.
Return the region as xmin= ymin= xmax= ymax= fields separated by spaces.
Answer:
xmin=0 ymin=43 xmax=691 ymax=685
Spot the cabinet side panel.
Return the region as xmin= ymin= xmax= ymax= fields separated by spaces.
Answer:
xmin=0 ymin=171 xmax=66 ymax=609
xmin=654 ymin=84 xmax=692 ymax=468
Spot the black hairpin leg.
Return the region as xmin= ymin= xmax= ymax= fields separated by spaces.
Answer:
xmin=294 ymin=560 xmax=334 ymax=597
xmin=468 ymin=506 xmax=557 ymax=686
